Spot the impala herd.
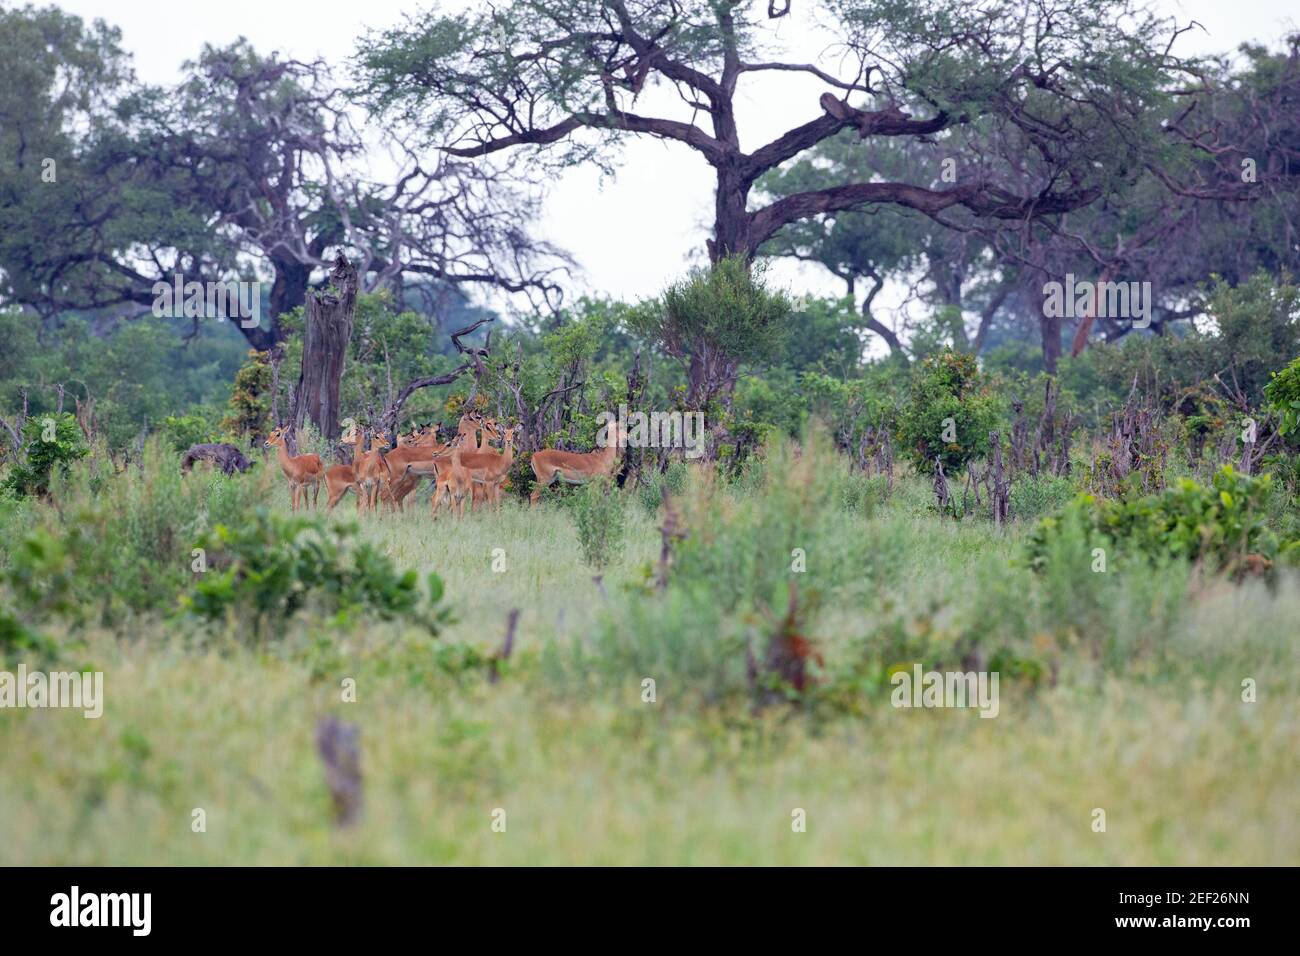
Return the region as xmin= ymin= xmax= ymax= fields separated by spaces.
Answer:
xmin=264 ymin=412 xmax=623 ymax=517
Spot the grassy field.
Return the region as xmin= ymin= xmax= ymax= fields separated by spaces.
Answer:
xmin=1 ymin=442 xmax=1297 ymax=865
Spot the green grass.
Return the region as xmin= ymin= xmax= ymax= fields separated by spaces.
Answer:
xmin=1 ymin=453 xmax=1298 ymax=865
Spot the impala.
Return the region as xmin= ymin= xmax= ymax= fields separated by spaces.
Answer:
xmin=265 ymin=425 xmax=323 ymax=512
xmin=405 ymin=422 xmax=517 ymax=510
xmin=324 ymin=424 xmax=366 ymax=512
xmin=430 ymin=435 xmax=473 ymax=519
xmin=354 ymin=431 xmax=393 ymax=514
xmin=529 ymin=421 xmax=623 ymax=505
xmin=380 ymin=413 xmax=495 ymax=512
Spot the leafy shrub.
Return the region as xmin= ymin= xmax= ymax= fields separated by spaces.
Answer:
xmin=1027 ymin=466 xmax=1282 ymax=575
xmin=627 ymin=256 xmax=791 ymax=410
xmin=1 ymin=413 xmax=87 ymax=497
xmin=1009 ymin=473 xmax=1077 ymax=521
xmin=1264 ymin=354 xmax=1300 ymax=440
xmin=157 ymin=412 xmax=219 ymax=453
xmin=839 ymin=472 xmax=889 ymax=515
xmin=635 ymin=459 xmax=690 ymax=516
xmin=668 ymin=425 xmax=869 ymax=615
xmin=185 ymin=508 xmax=450 ymax=638
xmin=568 ymin=478 xmax=627 ymax=572
xmin=0 ymin=525 xmax=84 ymax=661
xmin=896 ymin=348 xmax=1000 ymax=474
xmin=0 ymin=439 xmax=278 ymax=628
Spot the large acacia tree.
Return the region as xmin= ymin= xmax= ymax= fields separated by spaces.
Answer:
xmin=0 ymin=10 xmax=567 ymax=351
xmin=356 ymin=0 xmax=1197 ymax=267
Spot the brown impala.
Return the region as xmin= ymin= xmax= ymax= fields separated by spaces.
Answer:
xmin=529 ymin=420 xmax=623 ymax=505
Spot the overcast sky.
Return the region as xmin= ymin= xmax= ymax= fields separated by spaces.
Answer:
xmin=45 ymin=0 xmax=1300 ymax=312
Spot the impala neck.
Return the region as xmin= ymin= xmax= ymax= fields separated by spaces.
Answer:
xmin=275 ymin=440 xmax=295 ymax=471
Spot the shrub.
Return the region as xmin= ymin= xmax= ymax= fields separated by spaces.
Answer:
xmin=1027 ymin=466 xmax=1282 ymax=575
xmin=839 ymin=472 xmax=890 ymax=515
xmin=157 ymin=412 xmax=219 ymax=453
xmin=627 ymin=256 xmax=791 ymax=410
xmin=185 ymin=508 xmax=450 ymax=638
xmin=1009 ymin=473 xmax=1077 ymax=521
xmin=1264 ymin=354 xmax=1300 ymax=441
xmin=1 ymin=413 xmax=88 ymax=498
xmin=0 ymin=439 xmax=277 ymax=626
xmin=635 ymin=459 xmax=690 ymax=516
xmin=568 ymin=478 xmax=627 ymax=572
xmin=896 ymin=348 xmax=1000 ymax=474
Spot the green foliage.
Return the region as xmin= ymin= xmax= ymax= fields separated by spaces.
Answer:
xmin=635 ymin=460 xmax=690 ymax=517
xmin=567 ymin=478 xmax=627 ymax=572
xmin=0 ymin=524 xmax=83 ymax=661
xmin=1264 ymin=354 xmax=1300 ymax=439
xmin=628 ymin=256 xmax=791 ymax=408
xmin=158 ymin=411 xmax=219 ymax=452
xmin=2 ymin=413 xmax=87 ymax=498
xmin=1088 ymin=272 xmax=1300 ymax=409
xmin=897 ymin=348 xmax=1000 ymax=473
xmin=0 ymin=438 xmax=276 ymax=633
xmin=1009 ymin=474 xmax=1077 ymax=522
xmin=668 ymin=426 xmax=870 ymax=615
xmin=1027 ymin=467 xmax=1283 ymax=575
xmin=221 ymin=349 xmax=274 ymax=443
xmin=185 ymin=508 xmax=450 ymax=638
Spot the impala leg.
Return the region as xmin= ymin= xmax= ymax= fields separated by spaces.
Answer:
xmin=529 ymin=473 xmax=554 ymax=507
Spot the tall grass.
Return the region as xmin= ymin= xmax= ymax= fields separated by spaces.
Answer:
xmin=0 ymin=430 xmax=1296 ymax=864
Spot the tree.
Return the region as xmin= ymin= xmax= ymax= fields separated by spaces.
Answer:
xmin=357 ymin=0 xmax=1194 ymax=265
xmin=629 ymin=256 xmax=790 ymax=409
xmin=0 ymin=15 xmax=567 ymax=350
xmin=294 ymin=254 xmax=358 ymax=441
xmin=757 ymin=131 xmax=1014 ymax=357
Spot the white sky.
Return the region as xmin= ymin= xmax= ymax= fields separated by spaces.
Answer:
xmin=43 ymin=0 xmax=1300 ymax=315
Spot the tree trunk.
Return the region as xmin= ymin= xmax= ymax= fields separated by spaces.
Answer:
xmin=295 ymin=254 xmax=357 ymax=441
xmin=1040 ymin=311 xmax=1062 ymax=374
xmin=708 ymin=168 xmax=753 ymax=263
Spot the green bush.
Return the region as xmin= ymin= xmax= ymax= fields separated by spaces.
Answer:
xmin=896 ymin=348 xmax=1000 ymax=474
xmin=635 ymin=459 xmax=690 ymax=516
xmin=185 ymin=508 xmax=450 ymax=638
xmin=568 ymin=478 xmax=627 ymax=572
xmin=1264 ymin=354 xmax=1300 ymax=440
xmin=0 ymin=438 xmax=277 ymax=627
xmin=1027 ymin=466 xmax=1283 ymax=575
xmin=157 ymin=411 xmax=219 ymax=453
xmin=1009 ymin=473 xmax=1077 ymax=521
xmin=1 ymin=413 xmax=88 ymax=498
xmin=839 ymin=472 xmax=890 ymax=515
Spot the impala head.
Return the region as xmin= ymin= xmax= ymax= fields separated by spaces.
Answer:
xmin=264 ymin=426 xmax=289 ymax=449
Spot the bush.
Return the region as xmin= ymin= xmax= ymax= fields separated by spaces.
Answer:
xmin=896 ymin=348 xmax=1000 ymax=474
xmin=568 ymin=478 xmax=627 ymax=572
xmin=1009 ymin=473 xmax=1077 ymax=521
xmin=1264 ymin=354 xmax=1300 ymax=441
xmin=1 ymin=413 xmax=88 ymax=498
xmin=839 ymin=472 xmax=890 ymax=515
xmin=185 ymin=508 xmax=450 ymax=638
xmin=157 ymin=412 xmax=219 ymax=453
xmin=0 ymin=438 xmax=276 ymax=626
xmin=635 ymin=459 xmax=690 ymax=516
xmin=1027 ymin=466 xmax=1283 ymax=575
